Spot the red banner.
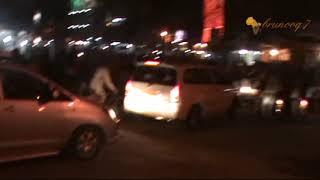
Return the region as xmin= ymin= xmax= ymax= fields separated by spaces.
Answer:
xmin=202 ymin=0 xmax=225 ymax=42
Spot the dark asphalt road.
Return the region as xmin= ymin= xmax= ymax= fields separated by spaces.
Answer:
xmin=1 ymin=118 xmax=320 ymax=179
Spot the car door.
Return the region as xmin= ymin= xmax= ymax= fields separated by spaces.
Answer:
xmin=182 ymin=68 xmax=215 ymax=116
xmin=0 ymin=68 xmax=69 ymax=158
xmin=208 ymin=70 xmax=236 ymax=114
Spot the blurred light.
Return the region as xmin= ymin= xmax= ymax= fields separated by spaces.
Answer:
xmin=144 ymin=61 xmax=160 ymax=66
xmin=68 ymin=24 xmax=90 ymax=29
xmin=205 ymin=54 xmax=212 ymax=58
xmin=275 ymin=99 xmax=284 ymax=105
xmin=269 ymin=49 xmax=280 ymax=56
xmin=108 ymin=109 xmax=117 ymax=120
xmin=75 ymin=41 xmax=83 ymax=45
xmin=77 ymin=52 xmax=85 ymax=58
xmin=196 ymin=51 xmax=205 ymax=55
xmin=33 ymin=11 xmax=42 ymax=23
xmin=174 ymin=30 xmax=185 ymax=43
xmin=87 ymin=37 xmax=93 ymax=41
xmin=201 ymin=43 xmax=208 ymax=48
xmin=299 ymin=99 xmax=309 ymax=109
xmin=102 ymin=45 xmax=110 ymax=50
xmin=20 ymin=40 xmax=29 ymax=47
xmin=3 ymin=36 xmax=12 ymax=43
xmin=239 ymin=86 xmax=259 ymax=95
xmin=75 ymin=40 xmax=90 ymax=46
xmin=95 ymin=37 xmax=103 ymax=42
xmin=194 ymin=43 xmax=202 ymax=48
xmin=68 ymin=8 xmax=92 ymax=15
xmin=156 ymin=51 xmax=163 ymax=55
xmin=156 ymin=117 xmax=165 ymax=120
xmin=68 ymin=102 xmax=75 ymax=107
xmin=152 ymin=50 xmax=159 ymax=54
xmin=238 ymin=49 xmax=249 ymax=55
xmin=68 ymin=40 xmax=75 ymax=45
xmin=44 ymin=39 xmax=54 ymax=47
xmin=178 ymin=42 xmax=188 ymax=46
xmin=160 ymin=31 xmax=168 ymax=37
xmin=38 ymin=106 xmax=46 ymax=112
xmin=126 ymin=44 xmax=133 ymax=49
xmin=194 ymin=43 xmax=208 ymax=49
xmin=112 ymin=18 xmax=126 ymax=23
xmin=33 ymin=37 xmax=42 ymax=44
xmin=110 ymin=42 xmax=121 ymax=46
xmin=185 ymin=49 xmax=191 ymax=53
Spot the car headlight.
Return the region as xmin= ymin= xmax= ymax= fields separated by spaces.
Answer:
xmin=239 ymin=86 xmax=259 ymax=95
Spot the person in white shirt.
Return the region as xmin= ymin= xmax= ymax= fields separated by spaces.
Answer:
xmin=89 ymin=67 xmax=118 ymax=104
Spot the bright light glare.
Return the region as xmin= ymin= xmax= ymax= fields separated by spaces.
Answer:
xmin=20 ymin=40 xmax=29 ymax=47
xmin=95 ymin=37 xmax=103 ymax=42
xmin=33 ymin=12 xmax=42 ymax=22
xmin=160 ymin=31 xmax=168 ymax=37
xmin=126 ymin=44 xmax=133 ymax=49
xmin=144 ymin=61 xmax=160 ymax=66
xmin=102 ymin=45 xmax=110 ymax=50
xmin=124 ymin=90 xmax=179 ymax=119
xmin=299 ymin=100 xmax=309 ymax=109
xmin=68 ymin=102 xmax=75 ymax=107
xmin=269 ymin=49 xmax=280 ymax=56
xmin=275 ymin=99 xmax=284 ymax=105
xmin=178 ymin=42 xmax=188 ymax=46
xmin=77 ymin=52 xmax=85 ymax=58
xmin=110 ymin=42 xmax=121 ymax=46
xmin=196 ymin=51 xmax=205 ymax=55
xmin=3 ymin=36 xmax=12 ymax=43
xmin=238 ymin=49 xmax=249 ymax=55
xmin=33 ymin=37 xmax=42 ymax=44
xmin=112 ymin=18 xmax=126 ymax=23
xmin=108 ymin=109 xmax=117 ymax=120
xmin=239 ymin=86 xmax=258 ymax=95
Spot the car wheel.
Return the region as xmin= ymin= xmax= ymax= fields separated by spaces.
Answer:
xmin=186 ymin=106 xmax=203 ymax=129
xmin=70 ymin=127 xmax=103 ymax=160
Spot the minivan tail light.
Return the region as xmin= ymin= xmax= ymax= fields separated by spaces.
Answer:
xmin=170 ymin=85 xmax=180 ymax=103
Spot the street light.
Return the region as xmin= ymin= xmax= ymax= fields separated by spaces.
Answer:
xmin=33 ymin=11 xmax=42 ymax=24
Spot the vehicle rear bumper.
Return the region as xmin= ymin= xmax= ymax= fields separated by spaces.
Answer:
xmin=124 ymin=97 xmax=180 ymax=120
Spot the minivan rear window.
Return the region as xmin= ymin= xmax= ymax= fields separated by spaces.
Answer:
xmin=132 ymin=66 xmax=177 ymax=86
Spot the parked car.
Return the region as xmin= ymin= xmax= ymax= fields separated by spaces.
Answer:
xmin=123 ymin=60 xmax=236 ymax=128
xmin=0 ymin=64 xmax=119 ymax=162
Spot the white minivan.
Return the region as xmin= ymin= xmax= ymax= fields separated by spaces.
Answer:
xmin=124 ymin=60 xmax=236 ymax=127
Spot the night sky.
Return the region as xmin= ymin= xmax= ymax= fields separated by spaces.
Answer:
xmin=0 ymin=0 xmax=318 ymax=39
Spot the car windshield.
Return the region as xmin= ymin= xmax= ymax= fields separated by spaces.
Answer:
xmin=132 ymin=66 xmax=177 ymax=86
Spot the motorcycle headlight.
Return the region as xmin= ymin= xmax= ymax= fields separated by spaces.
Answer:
xmin=108 ymin=108 xmax=120 ymax=124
